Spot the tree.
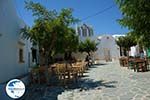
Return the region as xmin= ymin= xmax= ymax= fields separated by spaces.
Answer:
xmin=116 ymin=0 xmax=150 ymax=48
xmin=79 ymin=38 xmax=98 ymax=56
xmin=54 ymin=27 xmax=79 ymax=61
xmin=21 ymin=1 xmax=79 ymax=83
xmin=116 ymin=36 xmax=124 ymax=56
xmin=116 ymin=35 xmax=137 ymax=56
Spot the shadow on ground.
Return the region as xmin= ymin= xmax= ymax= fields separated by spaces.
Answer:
xmin=21 ymin=78 xmax=117 ymax=100
xmin=87 ymin=63 xmax=107 ymax=69
xmin=67 ymin=79 xmax=117 ymax=90
xmin=21 ymin=63 xmax=117 ymax=100
xmin=93 ymin=63 xmax=107 ymax=66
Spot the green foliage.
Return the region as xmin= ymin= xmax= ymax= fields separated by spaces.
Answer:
xmin=55 ymin=27 xmax=79 ymax=54
xmin=116 ymin=36 xmax=124 ymax=48
xmin=21 ymin=1 xmax=79 ymax=58
xmin=116 ymin=35 xmax=137 ymax=51
xmin=25 ymin=1 xmax=57 ymax=21
xmin=79 ymin=38 xmax=98 ymax=55
xmin=116 ymin=35 xmax=137 ymax=56
xmin=116 ymin=0 xmax=150 ymax=48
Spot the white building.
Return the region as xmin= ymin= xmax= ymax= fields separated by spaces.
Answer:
xmin=76 ymin=25 xmax=120 ymax=61
xmin=75 ymin=24 xmax=100 ymax=60
xmin=0 ymin=0 xmax=33 ymax=83
xmin=112 ymin=34 xmax=143 ymax=57
xmin=0 ymin=0 xmax=34 ymax=99
xmin=76 ymin=23 xmax=94 ymax=41
xmin=97 ymin=35 xmax=120 ymax=61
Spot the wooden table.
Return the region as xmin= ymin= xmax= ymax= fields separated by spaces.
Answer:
xmin=132 ymin=59 xmax=147 ymax=72
xmin=119 ymin=57 xmax=128 ymax=67
xmin=47 ymin=62 xmax=86 ymax=85
xmin=30 ymin=66 xmax=47 ymax=84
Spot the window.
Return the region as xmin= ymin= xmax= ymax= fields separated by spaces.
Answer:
xmin=19 ymin=48 xmax=24 ymax=63
xmin=18 ymin=41 xmax=25 ymax=63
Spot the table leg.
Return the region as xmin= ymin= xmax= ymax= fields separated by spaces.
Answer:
xmin=136 ymin=63 xmax=140 ymax=72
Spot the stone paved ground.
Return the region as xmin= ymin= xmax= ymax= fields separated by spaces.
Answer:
xmin=22 ymin=61 xmax=150 ymax=100
xmin=58 ymin=61 xmax=150 ymax=100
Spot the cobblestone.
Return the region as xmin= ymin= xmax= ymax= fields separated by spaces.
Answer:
xmin=23 ymin=61 xmax=150 ymax=100
xmin=58 ymin=61 xmax=150 ymax=100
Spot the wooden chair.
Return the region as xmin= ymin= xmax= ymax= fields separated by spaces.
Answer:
xmin=72 ymin=62 xmax=82 ymax=76
xmin=30 ymin=68 xmax=40 ymax=84
xmin=70 ymin=66 xmax=79 ymax=83
xmin=55 ymin=63 xmax=68 ymax=85
xmin=128 ymin=58 xmax=135 ymax=69
xmin=134 ymin=59 xmax=147 ymax=72
xmin=119 ymin=58 xmax=123 ymax=66
xmin=38 ymin=66 xmax=47 ymax=84
xmin=145 ymin=58 xmax=150 ymax=71
xmin=119 ymin=57 xmax=128 ymax=67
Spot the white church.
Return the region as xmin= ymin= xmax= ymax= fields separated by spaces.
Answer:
xmin=96 ymin=35 xmax=120 ymax=61
xmin=76 ymin=24 xmax=121 ymax=62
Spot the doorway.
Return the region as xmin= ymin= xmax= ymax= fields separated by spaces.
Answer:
xmin=103 ymin=48 xmax=112 ymax=62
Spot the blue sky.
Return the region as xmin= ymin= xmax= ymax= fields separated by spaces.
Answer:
xmin=14 ymin=0 xmax=129 ymax=35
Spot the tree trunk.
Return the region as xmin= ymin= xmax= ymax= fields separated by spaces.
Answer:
xmin=45 ymin=53 xmax=49 ymax=66
xmin=87 ymin=52 xmax=90 ymax=56
xmin=123 ymin=48 xmax=127 ymax=56
xmin=44 ymin=51 xmax=51 ymax=85
xmin=127 ymin=50 xmax=129 ymax=57
xmin=120 ymin=46 xmax=122 ymax=56
xmin=64 ymin=52 xmax=68 ymax=61
xmin=39 ymin=51 xmax=45 ymax=65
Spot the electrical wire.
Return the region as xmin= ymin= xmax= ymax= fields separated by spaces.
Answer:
xmin=81 ymin=4 xmax=115 ymax=21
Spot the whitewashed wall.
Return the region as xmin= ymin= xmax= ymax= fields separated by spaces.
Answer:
xmin=0 ymin=0 xmax=32 ymax=83
xmin=97 ymin=35 xmax=120 ymax=61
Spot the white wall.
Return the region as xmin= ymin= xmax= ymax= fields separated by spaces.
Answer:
xmin=0 ymin=0 xmax=31 ymax=83
xmin=97 ymin=35 xmax=120 ymax=60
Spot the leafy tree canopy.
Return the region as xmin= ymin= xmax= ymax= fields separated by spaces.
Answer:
xmin=116 ymin=0 xmax=150 ymax=48
xmin=79 ymin=38 xmax=98 ymax=55
xmin=21 ymin=1 xmax=79 ymax=57
xmin=116 ymin=35 xmax=137 ymax=50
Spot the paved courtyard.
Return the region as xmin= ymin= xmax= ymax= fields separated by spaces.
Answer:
xmin=23 ymin=61 xmax=150 ymax=100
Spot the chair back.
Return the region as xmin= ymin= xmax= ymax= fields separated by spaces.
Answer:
xmin=56 ymin=63 xmax=66 ymax=74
